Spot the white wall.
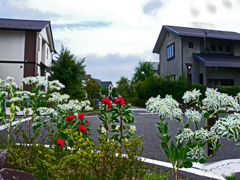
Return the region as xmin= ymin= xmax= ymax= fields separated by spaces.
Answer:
xmin=0 ymin=30 xmax=25 ymax=61
xmin=0 ymin=63 xmax=24 ymax=87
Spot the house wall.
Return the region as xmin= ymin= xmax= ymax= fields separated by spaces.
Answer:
xmin=233 ymin=42 xmax=240 ymax=56
xmin=0 ymin=30 xmax=25 ymax=61
xmin=182 ymin=37 xmax=202 ymax=83
xmin=0 ymin=30 xmax=25 ymax=86
xmin=159 ymin=32 xmax=182 ymax=79
xmin=207 ymin=67 xmax=240 ymax=86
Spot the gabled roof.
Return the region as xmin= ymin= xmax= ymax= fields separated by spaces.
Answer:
xmin=153 ymin=25 xmax=240 ymax=53
xmin=0 ymin=18 xmax=55 ymax=52
xmin=0 ymin=18 xmax=50 ymax=31
xmin=193 ymin=53 xmax=240 ymax=68
xmin=101 ymin=81 xmax=113 ymax=87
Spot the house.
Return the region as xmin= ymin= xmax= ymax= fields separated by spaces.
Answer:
xmin=100 ymin=81 xmax=113 ymax=97
xmin=0 ymin=18 xmax=56 ymax=87
xmin=153 ymin=25 xmax=240 ymax=86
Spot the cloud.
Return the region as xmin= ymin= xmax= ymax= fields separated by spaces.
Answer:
xmin=52 ymin=22 xmax=111 ymax=29
xmin=0 ymin=0 xmax=60 ymax=20
xmin=143 ymin=0 xmax=163 ymax=15
xmin=222 ymin=0 xmax=232 ymax=9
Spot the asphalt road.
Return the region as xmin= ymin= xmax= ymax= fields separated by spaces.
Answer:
xmin=1 ymin=109 xmax=240 ymax=179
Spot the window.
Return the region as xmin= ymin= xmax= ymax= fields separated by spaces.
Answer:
xmin=38 ymin=38 xmax=40 ymax=51
xmin=226 ymin=46 xmax=231 ymax=52
xmin=211 ymin=45 xmax=216 ymax=51
xmin=166 ymin=74 xmax=175 ymax=81
xmin=221 ymin=79 xmax=234 ymax=86
xmin=47 ymin=48 xmax=48 ymax=59
xmin=188 ymin=42 xmax=193 ymax=48
xmin=167 ymin=43 xmax=175 ymax=60
xmin=218 ymin=46 xmax=223 ymax=52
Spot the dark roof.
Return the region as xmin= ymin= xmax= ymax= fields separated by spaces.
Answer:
xmin=0 ymin=18 xmax=50 ymax=31
xmin=153 ymin=25 xmax=240 ymax=53
xmin=101 ymin=81 xmax=112 ymax=87
xmin=164 ymin=25 xmax=240 ymax=41
xmin=193 ymin=53 xmax=240 ymax=68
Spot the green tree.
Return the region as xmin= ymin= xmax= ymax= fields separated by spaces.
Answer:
xmin=111 ymin=87 xmax=118 ymax=98
xmin=101 ymin=86 xmax=109 ymax=98
xmin=48 ymin=45 xmax=86 ymax=98
xmin=132 ymin=60 xmax=155 ymax=84
xmin=116 ymin=76 xmax=130 ymax=98
xmin=85 ymin=79 xmax=101 ymax=99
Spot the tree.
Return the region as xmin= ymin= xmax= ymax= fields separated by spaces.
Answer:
xmin=111 ymin=87 xmax=118 ymax=98
xmin=116 ymin=76 xmax=130 ymax=98
xmin=101 ymin=86 xmax=109 ymax=98
xmin=85 ymin=79 xmax=101 ymax=99
xmin=48 ymin=45 xmax=86 ymax=98
xmin=132 ymin=60 xmax=155 ymax=84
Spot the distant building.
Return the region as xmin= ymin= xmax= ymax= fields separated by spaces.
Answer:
xmin=0 ymin=18 xmax=55 ymax=87
xmin=153 ymin=25 xmax=240 ymax=86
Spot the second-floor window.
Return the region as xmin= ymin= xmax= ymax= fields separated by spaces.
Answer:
xmin=167 ymin=43 xmax=175 ymax=60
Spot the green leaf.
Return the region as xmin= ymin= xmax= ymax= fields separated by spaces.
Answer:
xmin=215 ymin=110 xmax=226 ymax=114
xmin=203 ymin=112 xmax=210 ymax=119
xmin=161 ymin=142 xmax=169 ymax=152
xmin=181 ymin=161 xmax=192 ymax=168
xmin=215 ymin=144 xmax=221 ymax=150
xmin=164 ymin=122 xmax=168 ymax=134
xmin=199 ymin=158 xmax=206 ymax=164
xmin=184 ymin=124 xmax=190 ymax=128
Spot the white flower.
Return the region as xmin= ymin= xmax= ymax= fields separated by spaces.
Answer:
xmin=176 ymin=128 xmax=194 ymax=143
xmin=6 ymin=76 xmax=14 ymax=82
xmin=129 ymin=125 xmax=137 ymax=132
xmin=185 ymin=109 xmax=202 ymax=123
xmin=115 ymin=125 xmax=120 ymax=131
xmin=187 ymin=145 xmax=205 ymax=159
xmin=0 ymin=91 xmax=8 ymax=97
xmin=182 ymin=89 xmax=201 ymax=103
xmin=101 ymin=127 xmax=107 ymax=134
xmin=193 ymin=128 xmax=209 ymax=140
xmin=9 ymin=97 xmax=22 ymax=102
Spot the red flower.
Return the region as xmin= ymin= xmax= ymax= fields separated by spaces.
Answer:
xmin=114 ymin=97 xmax=125 ymax=106
xmin=65 ymin=115 xmax=74 ymax=122
xmin=78 ymin=113 xmax=85 ymax=120
xmin=57 ymin=139 xmax=64 ymax=147
xmin=79 ymin=124 xmax=87 ymax=133
xmin=85 ymin=120 xmax=89 ymax=124
xmin=101 ymin=98 xmax=112 ymax=108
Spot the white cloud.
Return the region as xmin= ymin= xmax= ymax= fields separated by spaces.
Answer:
xmin=3 ymin=0 xmax=240 ymax=86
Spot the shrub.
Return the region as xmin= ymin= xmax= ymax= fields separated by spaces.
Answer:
xmin=134 ymin=74 xmax=188 ymax=103
xmin=124 ymin=97 xmax=138 ymax=104
xmin=134 ymin=99 xmax=147 ymax=107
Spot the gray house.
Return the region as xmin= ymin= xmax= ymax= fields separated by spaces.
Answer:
xmin=153 ymin=25 xmax=240 ymax=86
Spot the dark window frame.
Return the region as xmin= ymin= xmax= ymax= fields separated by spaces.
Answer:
xmin=166 ymin=43 xmax=175 ymax=60
xmin=226 ymin=46 xmax=231 ymax=52
xmin=47 ymin=48 xmax=48 ymax=59
xmin=188 ymin=42 xmax=193 ymax=48
xmin=38 ymin=38 xmax=40 ymax=51
xmin=211 ymin=45 xmax=216 ymax=51
xmin=218 ymin=46 xmax=223 ymax=52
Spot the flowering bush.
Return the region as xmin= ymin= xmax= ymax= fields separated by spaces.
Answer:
xmin=146 ymin=88 xmax=240 ymax=179
xmin=98 ymin=97 xmax=135 ymax=144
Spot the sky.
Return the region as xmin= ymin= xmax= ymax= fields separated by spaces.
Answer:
xmin=0 ymin=0 xmax=240 ymax=86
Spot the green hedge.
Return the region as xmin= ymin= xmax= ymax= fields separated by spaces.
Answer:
xmin=124 ymin=97 xmax=138 ymax=104
xmin=134 ymin=99 xmax=147 ymax=108
xmin=134 ymin=74 xmax=188 ymax=103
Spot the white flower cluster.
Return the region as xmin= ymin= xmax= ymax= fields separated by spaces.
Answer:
xmin=21 ymin=76 xmax=64 ymax=91
xmin=182 ymin=89 xmax=202 ymax=103
xmin=6 ymin=76 xmax=14 ymax=82
xmin=176 ymin=128 xmax=194 ymax=143
xmin=115 ymin=125 xmax=120 ymax=131
xmin=48 ymin=92 xmax=70 ymax=104
xmin=49 ymin=80 xmax=65 ymax=90
xmin=185 ymin=109 xmax=202 ymax=123
xmin=187 ymin=145 xmax=205 ymax=159
xmin=0 ymin=78 xmax=5 ymax=85
xmin=202 ymin=88 xmax=239 ymax=111
xmin=146 ymin=95 xmax=182 ymax=120
xmin=176 ymin=127 xmax=219 ymax=144
xmin=0 ymin=91 xmax=8 ymax=97
xmin=57 ymin=100 xmax=93 ymax=113
xmin=15 ymin=91 xmax=35 ymax=101
xmin=9 ymin=97 xmax=22 ymax=103
xmin=36 ymin=107 xmax=54 ymax=115
xmin=129 ymin=125 xmax=137 ymax=132
xmin=101 ymin=127 xmax=107 ymax=134
xmin=211 ymin=113 xmax=240 ymax=141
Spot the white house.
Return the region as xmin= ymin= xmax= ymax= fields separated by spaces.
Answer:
xmin=0 ymin=18 xmax=55 ymax=88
